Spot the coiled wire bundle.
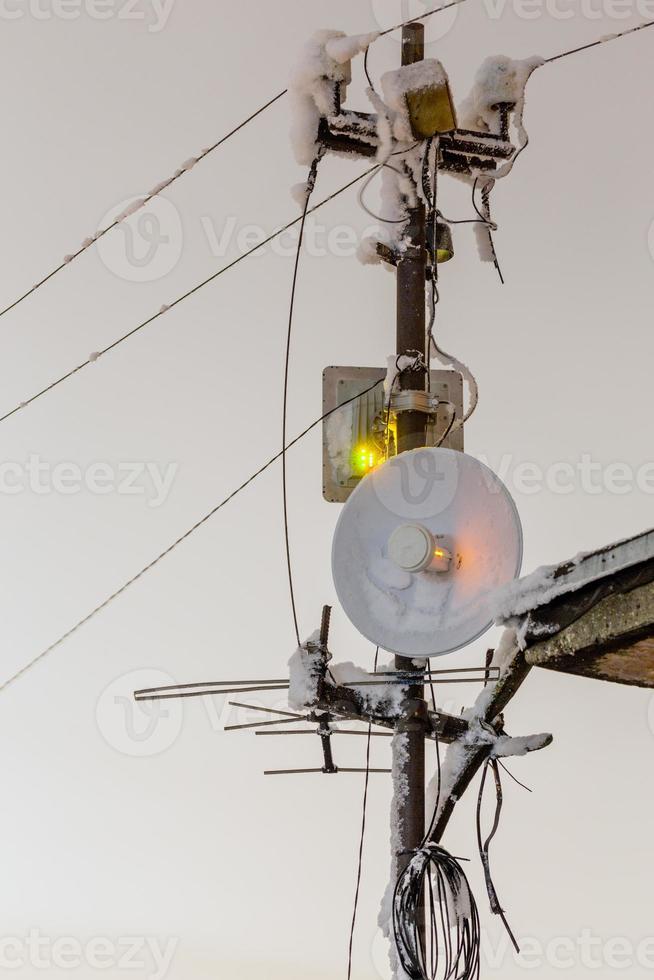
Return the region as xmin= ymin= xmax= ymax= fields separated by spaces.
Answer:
xmin=393 ymin=843 xmax=481 ymax=980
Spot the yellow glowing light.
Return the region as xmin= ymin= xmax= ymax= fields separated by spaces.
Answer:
xmin=352 ymin=444 xmax=379 ymax=476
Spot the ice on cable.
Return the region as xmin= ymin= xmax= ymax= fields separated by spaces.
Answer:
xmin=325 ymin=31 xmax=379 ymax=65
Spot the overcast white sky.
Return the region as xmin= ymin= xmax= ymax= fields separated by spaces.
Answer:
xmin=0 ymin=1 xmax=653 ymax=978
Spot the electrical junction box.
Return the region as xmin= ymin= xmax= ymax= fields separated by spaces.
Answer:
xmin=322 ymin=366 xmax=464 ymax=504
xmin=405 ymin=79 xmax=457 ymax=139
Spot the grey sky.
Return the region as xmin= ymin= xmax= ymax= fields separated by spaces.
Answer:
xmin=0 ymin=2 xmax=652 ymax=978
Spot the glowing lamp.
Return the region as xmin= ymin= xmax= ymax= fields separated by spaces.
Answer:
xmin=435 ymin=219 xmax=454 ymax=264
xmin=351 ymin=443 xmax=379 ymax=477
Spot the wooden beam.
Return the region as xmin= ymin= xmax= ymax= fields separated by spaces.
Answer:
xmin=525 ymin=580 xmax=654 ymax=688
xmin=428 ymin=646 xmax=534 ymax=843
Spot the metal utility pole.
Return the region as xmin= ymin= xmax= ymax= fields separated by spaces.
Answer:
xmin=394 ymin=21 xmax=428 ymax=885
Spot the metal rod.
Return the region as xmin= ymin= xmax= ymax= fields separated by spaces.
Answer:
xmin=135 ymin=666 xmax=497 ymax=700
xmin=372 ymin=666 xmax=501 ymax=677
xmin=228 ymin=702 xmax=302 ymax=719
xmin=135 ymin=684 xmax=289 ymax=702
xmin=225 ymin=717 xmax=308 ymax=733
xmin=339 ymin=677 xmax=497 ymax=687
xmin=264 ymin=768 xmax=392 ymax=776
xmin=340 ymin=768 xmax=392 ymax=774
xmin=264 ymin=769 xmax=326 ymax=776
xmin=135 ymin=678 xmax=288 ymax=696
xmin=320 ymin=605 xmax=332 ymax=647
xmin=255 ymin=729 xmax=394 ymax=737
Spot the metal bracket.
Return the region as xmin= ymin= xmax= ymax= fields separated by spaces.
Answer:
xmin=391 ymin=390 xmax=440 ymax=416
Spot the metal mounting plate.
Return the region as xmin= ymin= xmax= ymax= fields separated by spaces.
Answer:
xmin=322 ymin=366 xmax=464 ymax=504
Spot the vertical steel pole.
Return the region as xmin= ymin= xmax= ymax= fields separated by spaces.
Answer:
xmin=393 ymin=20 xmax=427 ymax=893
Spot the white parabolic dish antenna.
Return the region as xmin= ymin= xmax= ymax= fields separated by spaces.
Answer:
xmin=331 ymin=448 xmax=523 ymax=658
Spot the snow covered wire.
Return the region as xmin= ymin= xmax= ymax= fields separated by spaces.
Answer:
xmin=472 ymin=178 xmax=504 ymax=283
xmin=0 ymin=164 xmax=378 ymax=427
xmin=475 ymin=757 xmax=520 ymax=954
xmin=393 ymin=843 xmax=481 ymax=980
xmin=0 ymin=90 xmax=288 ymax=324
xmin=428 ymin=309 xmax=479 ymax=430
xmin=544 ymin=17 xmax=654 ymax=63
xmin=357 ymin=160 xmax=411 ymax=224
xmin=0 ymin=377 xmax=384 ymax=694
xmin=282 ymin=156 xmax=321 ymax=647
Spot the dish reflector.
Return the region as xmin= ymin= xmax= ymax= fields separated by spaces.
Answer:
xmin=331 ymin=448 xmax=523 ymax=658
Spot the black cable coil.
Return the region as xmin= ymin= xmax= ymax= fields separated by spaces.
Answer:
xmin=393 ymin=843 xmax=481 ymax=980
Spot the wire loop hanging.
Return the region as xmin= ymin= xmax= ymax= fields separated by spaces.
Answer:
xmin=393 ymin=843 xmax=481 ymax=980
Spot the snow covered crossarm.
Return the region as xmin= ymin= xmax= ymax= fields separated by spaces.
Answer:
xmin=289 ymin=30 xmax=379 ymax=168
xmin=458 ymin=54 xmax=544 ymax=181
xmin=288 ymin=635 xmax=468 ymax=738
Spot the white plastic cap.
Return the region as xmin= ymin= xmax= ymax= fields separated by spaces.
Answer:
xmin=388 ymin=524 xmax=435 ymax=574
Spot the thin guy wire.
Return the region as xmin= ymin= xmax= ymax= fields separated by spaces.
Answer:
xmin=347 ymin=646 xmax=380 ymax=980
xmin=282 ymin=160 xmax=319 ymax=647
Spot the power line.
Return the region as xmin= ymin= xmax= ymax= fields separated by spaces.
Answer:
xmin=0 ymin=1 xmax=467 ymax=326
xmin=0 ymin=165 xmax=377 ymax=427
xmin=544 ymin=18 xmax=654 ymax=63
xmin=0 ymin=90 xmax=288 ymax=324
xmin=0 ymin=379 xmax=383 ymax=695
